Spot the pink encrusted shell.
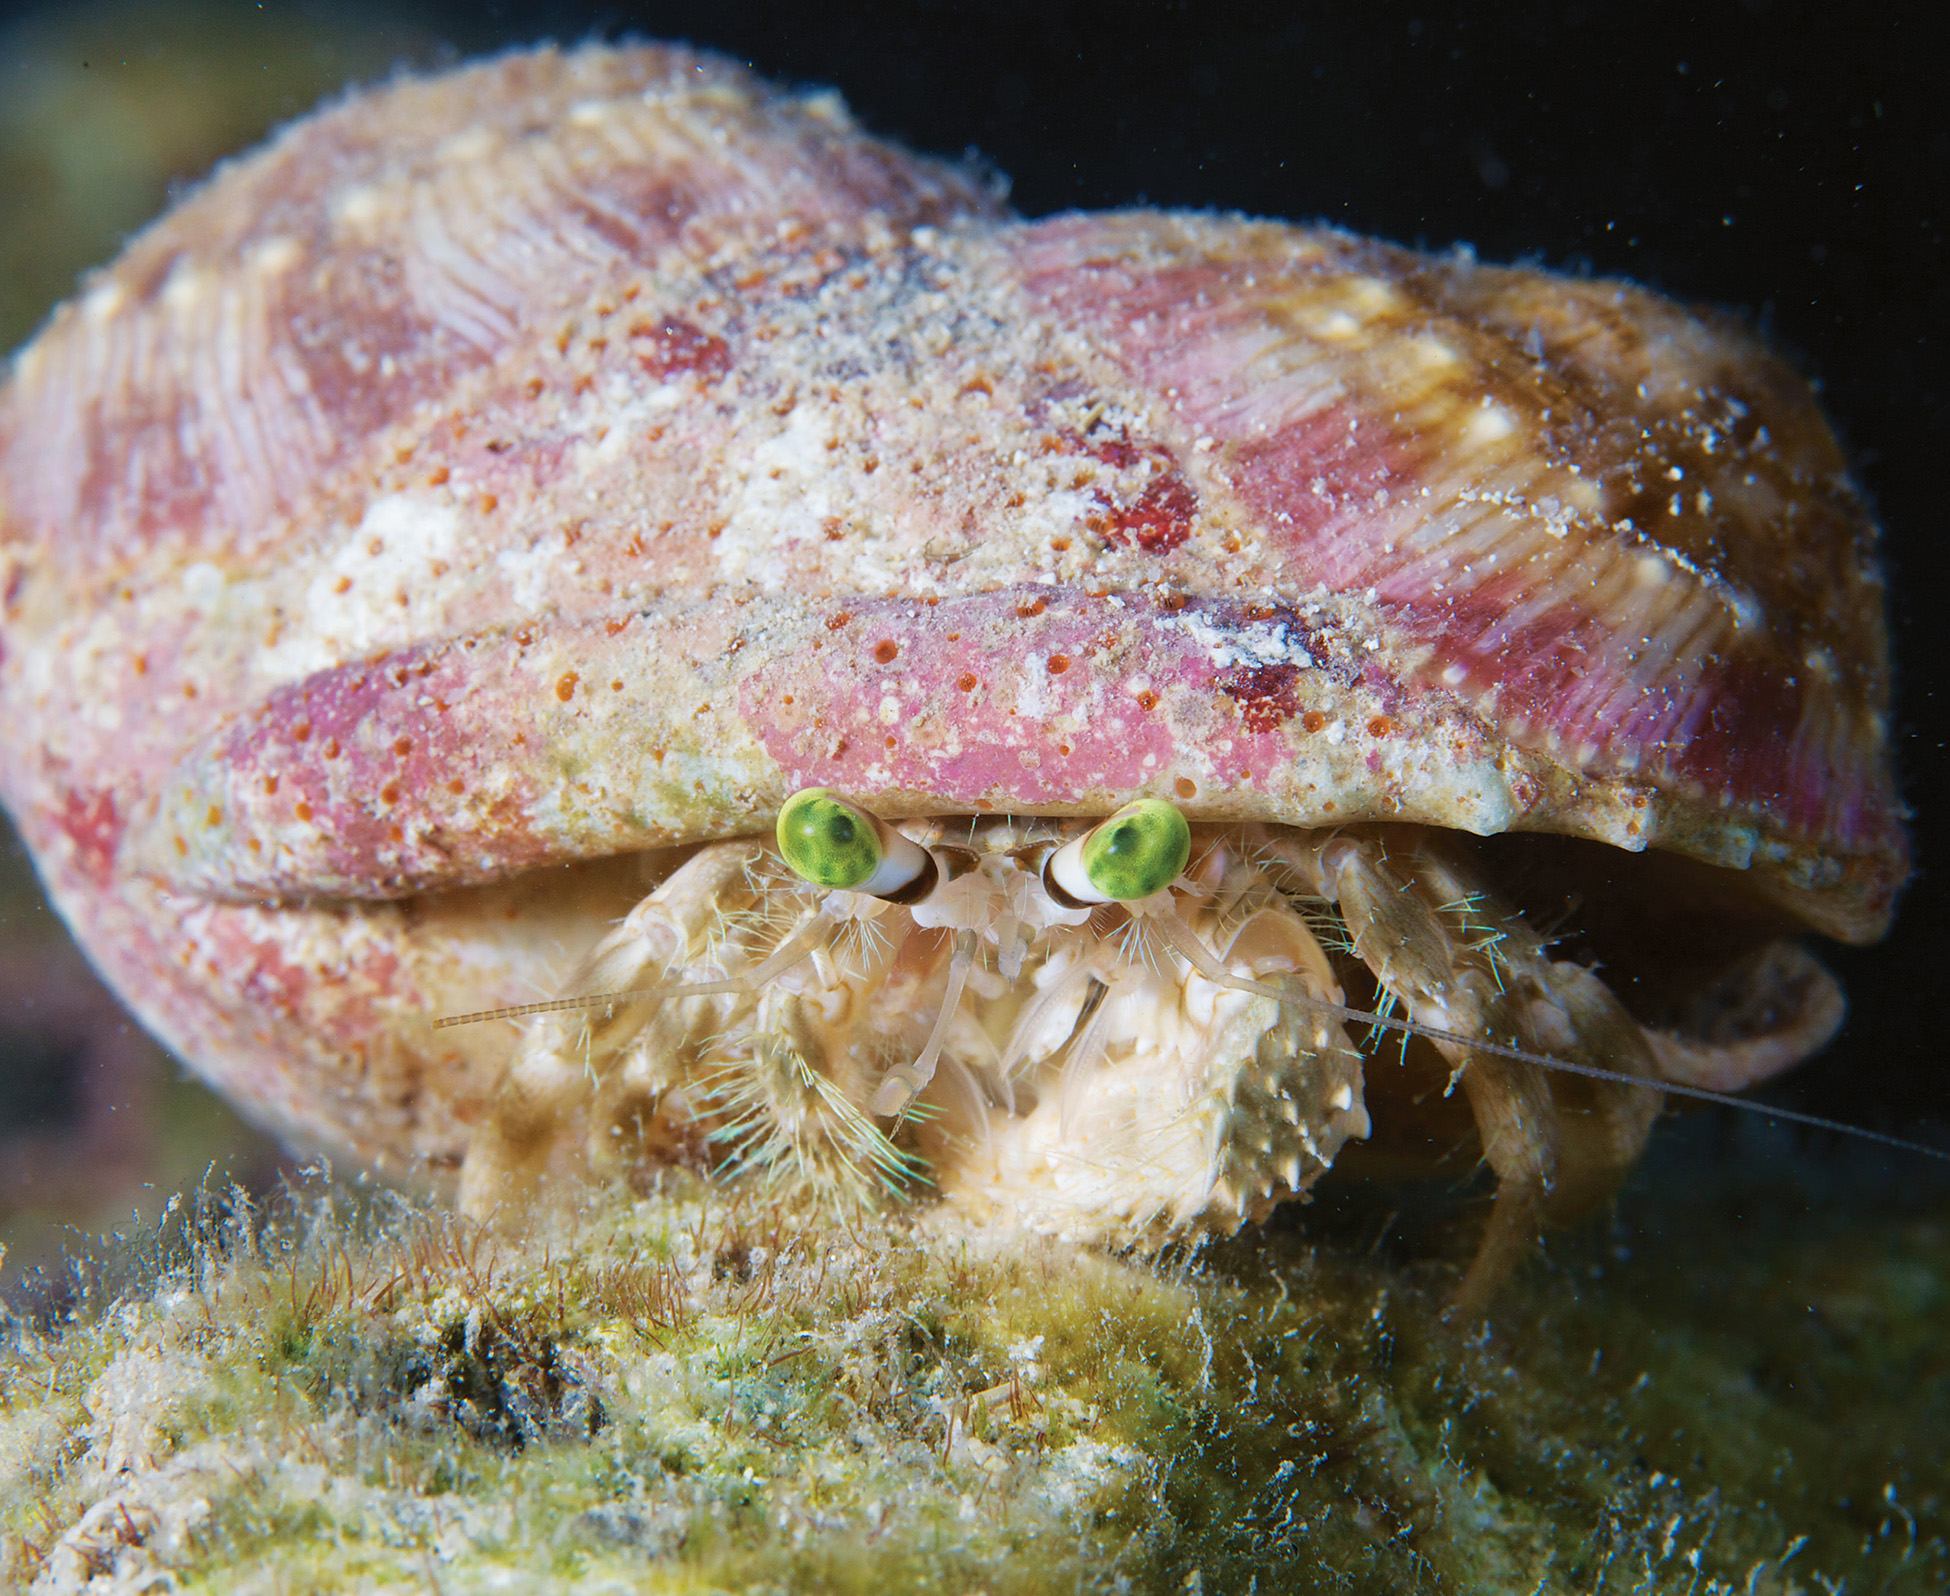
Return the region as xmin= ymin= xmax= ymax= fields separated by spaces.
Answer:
xmin=0 ymin=45 xmax=1907 ymax=1174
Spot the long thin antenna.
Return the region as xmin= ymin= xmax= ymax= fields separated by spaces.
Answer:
xmin=1339 ymin=1001 xmax=1950 ymax=1164
xmin=433 ymin=986 xmax=680 ymax=1030
xmin=433 ymin=915 xmax=833 ymax=1030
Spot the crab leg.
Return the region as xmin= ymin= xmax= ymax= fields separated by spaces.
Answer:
xmin=457 ymin=840 xmax=767 ymax=1219
xmin=871 ymin=930 xmax=978 ymax=1117
xmin=1404 ymin=844 xmax=1669 ymax=1215
xmin=1319 ymin=836 xmax=1562 ymax=1312
xmin=1261 ymin=827 xmax=1669 ymax=1311
xmin=1641 ymin=942 xmax=1846 ymax=1093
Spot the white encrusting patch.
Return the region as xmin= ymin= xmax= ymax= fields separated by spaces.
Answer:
xmin=1015 ymin=487 xmax=1101 ymax=550
xmin=180 ymin=561 xmax=227 ymax=609
xmin=247 ymin=237 xmax=303 ymax=278
xmin=329 ymin=183 xmax=388 ymax=232
xmin=1346 ymin=276 xmax=1403 ymax=316
xmin=1722 ymin=585 xmax=1763 ymax=631
xmin=1464 ymin=404 xmax=1516 ymax=447
xmin=715 ymin=405 xmax=845 ymax=592
xmin=1546 ymin=478 xmax=1604 ymax=522
xmin=496 ymin=534 xmax=571 ymax=613
xmin=1163 ymin=610 xmax=1314 ymax=673
xmin=264 ymin=494 xmax=460 ymax=677
xmin=80 ymin=281 xmax=126 ymax=322
xmin=565 ymin=372 xmax=685 ymax=477
xmin=1015 ymin=660 xmax=1051 ymax=723
xmin=1411 ymin=336 xmax=1459 ymax=369
xmin=160 ymin=260 xmax=215 ymax=314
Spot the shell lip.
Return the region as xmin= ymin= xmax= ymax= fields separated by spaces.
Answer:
xmin=119 ymin=579 xmax=1907 ymax=950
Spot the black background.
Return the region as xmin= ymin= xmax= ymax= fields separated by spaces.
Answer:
xmin=3 ymin=0 xmax=1947 ymax=1155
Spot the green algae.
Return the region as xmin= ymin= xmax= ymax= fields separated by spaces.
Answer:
xmin=2 ymin=1135 xmax=1946 ymax=1594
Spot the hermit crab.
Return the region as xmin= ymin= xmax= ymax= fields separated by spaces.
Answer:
xmin=0 ymin=45 xmax=1909 ymax=1305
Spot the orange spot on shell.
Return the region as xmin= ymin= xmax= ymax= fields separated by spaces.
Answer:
xmin=956 ymin=673 xmax=978 ymax=692
xmin=872 ymin=639 xmax=899 ymax=664
xmin=1367 ymin=715 xmax=1399 ymax=738
xmin=380 ymin=783 xmax=400 ymax=805
xmin=1175 ymin=777 xmax=1198 ymax=800
xmin=1302 ymin=711 xmax=1329 ymax=733
xmin=556 ymin=671 xmax=579 ymax=702
xmin=1046 ymin=653 xmax=1071 ymax=675
xmin=294 ymin=802 xmax=312 ymax=821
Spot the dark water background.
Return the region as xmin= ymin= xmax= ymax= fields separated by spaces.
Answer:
xmin=0 ymin=0 xmax=1945 ymax=1282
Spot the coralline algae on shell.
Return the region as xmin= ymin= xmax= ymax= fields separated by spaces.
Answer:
xmin=0 ymin=45 xmax=1906 ymax=1185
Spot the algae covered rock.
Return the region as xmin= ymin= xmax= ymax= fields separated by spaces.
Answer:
xmin=3 ymin=1141 xmax=1945 ymax=1593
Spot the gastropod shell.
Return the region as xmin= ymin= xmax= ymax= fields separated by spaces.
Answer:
xmin=0 ymin=45 xmax=1907 ymax=1306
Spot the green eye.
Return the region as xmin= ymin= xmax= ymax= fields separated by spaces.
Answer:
xmin=776 ymin=788 xmax=883 ymax=889
xmin=1079 ymin=798 xmax=1190 ymax=900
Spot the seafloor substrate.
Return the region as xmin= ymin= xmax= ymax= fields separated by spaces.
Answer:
xmin=2 ymin=1122 xmax=1945 ymax=1595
